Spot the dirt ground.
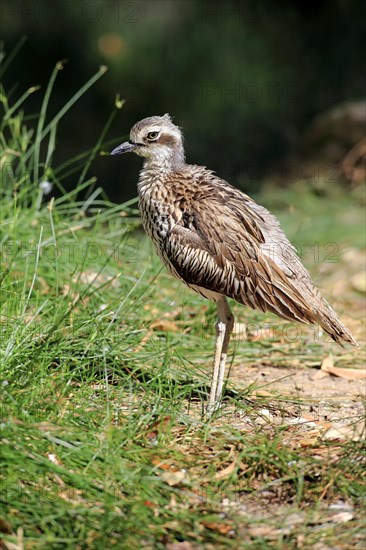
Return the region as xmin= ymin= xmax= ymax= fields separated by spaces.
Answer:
xmin=229 ymin=362 xmax=365 ymax=439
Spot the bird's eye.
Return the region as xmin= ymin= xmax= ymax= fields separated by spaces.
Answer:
xmin=147 ymin=131 xmax=159 ymax=141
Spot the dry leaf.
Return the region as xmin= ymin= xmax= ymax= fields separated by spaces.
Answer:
xmin=151 ymin=457 xmax=177 ymax=470
xmin=323 ymin=421 xmax=365 ymax=441
xmin=239 ymin=462 xmax=250 ymax=473
xmin=201 ymin=521 xmax=235 ymax=535
xmin=321 ymin=356 xmax=365 ymax=380
xmin=311 ymin=370 xmax=330 ymax=380
xmin=1 ymin=527 xmax=24 ymax=550
xmin=328 ymin=511 xmax=354 ymax=523
xmin=151 ymin=320 xmax=179 ymax=332
xmin=215 ymin=460 xmax=237 ymax=480
xmin=160 ymin=469 xmax=187 ymax=486
xmin=299 ymin=438 xmax=320 ymax=447
xmin=166 ymin=543 xmax=200 ymax=550
xmin=248 ymin=525 xmax=278 ymax=538
xmin=143 ymin=500 xmax=156 ymax=508
xmin=0 ymin=539 xmax=23 ymax=550
xmin=133 ymin=331 xmax=152 ymax=353
xmin=320 ymin=355 xmax=334 ymax=371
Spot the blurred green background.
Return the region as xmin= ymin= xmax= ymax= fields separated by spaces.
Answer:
xmin=1 ymin=0 xmax=365 ymax=201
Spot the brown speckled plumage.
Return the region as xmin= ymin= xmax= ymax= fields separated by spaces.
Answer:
xmin=111 ymin=114 xmax=357 ymax=412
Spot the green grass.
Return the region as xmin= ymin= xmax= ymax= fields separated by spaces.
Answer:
xmin=1 ymin=62 xmax=365 ymax=549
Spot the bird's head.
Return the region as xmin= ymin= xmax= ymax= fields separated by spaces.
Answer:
xmin=111 ymin=114 xmax=185 ymax=170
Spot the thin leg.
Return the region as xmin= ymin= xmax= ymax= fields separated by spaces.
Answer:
xmin=207 ymin=296 xmax=234 ymax=414
xmin=208 ymin=320 xmax=226 ymax=413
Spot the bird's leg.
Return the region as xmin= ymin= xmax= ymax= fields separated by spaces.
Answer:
xmin=207 ymin=296 xmax=234 ymax=415
xmin=215 ymin=297 xmax=234 ymax=406
xmin=208 ymin=321 xmax=226 ymax=413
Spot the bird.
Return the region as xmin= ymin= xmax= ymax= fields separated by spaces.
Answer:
xmin=111 ymin=114 xmax=358 ymax=413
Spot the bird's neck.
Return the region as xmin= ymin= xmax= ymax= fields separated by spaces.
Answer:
xmin=141 ymin=148 xmax=186 ymax=176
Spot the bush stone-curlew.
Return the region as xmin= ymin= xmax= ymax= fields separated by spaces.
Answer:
xmin=111 ymin=114 xmax=358 ymax=413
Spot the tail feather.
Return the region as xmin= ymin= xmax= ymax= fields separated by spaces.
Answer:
xmin=316 ymin=303 xmax=358 ymax=347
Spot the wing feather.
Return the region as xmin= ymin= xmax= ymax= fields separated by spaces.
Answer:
xmin=164 ymin=188 xmax=316 ymax=324
xmin=154 ymin=172 xmax=357 ymax=345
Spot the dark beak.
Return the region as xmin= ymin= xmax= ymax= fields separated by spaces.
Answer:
xmin=110 ymin=141 xmax=137 ymax=155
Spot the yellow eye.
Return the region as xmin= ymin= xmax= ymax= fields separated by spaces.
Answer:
xmin=147 ymin=131 xmax=159 ymax=140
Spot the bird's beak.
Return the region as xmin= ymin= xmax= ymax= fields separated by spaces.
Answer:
xmin=110 ymin=141 xmax=137 ymax=155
